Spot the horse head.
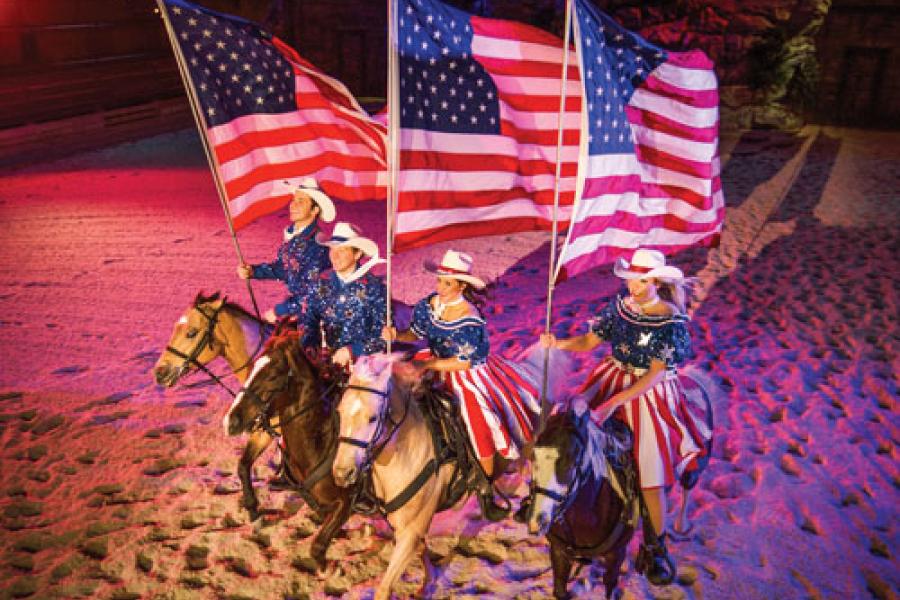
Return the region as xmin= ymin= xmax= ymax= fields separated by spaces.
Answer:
xmin=155 ymin=292 xmax=227 ymax=386
xmin=528 ymin=402 xmax=592 ymax=536
xmin=223 ymin=331 xmax=311 ymax=437
xmin=332 ymin=353 xmax=404 ymax=487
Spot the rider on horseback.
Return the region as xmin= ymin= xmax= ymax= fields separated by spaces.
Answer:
xmin=541 ymin=248 xmax=710 ymax=586
xmin=299 ymin=222 xmax=388 ymax=368
xmin=383 ymin=250 xmax=542 ymax=522
xmin=236 ymin=178 xmax=335 ymax=323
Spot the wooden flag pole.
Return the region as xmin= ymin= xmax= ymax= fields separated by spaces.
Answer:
xmin=540 ymin=0 xmax=575 ymax=413
xmin=385 ymin=0 xmax=401 ymax=354
xmin=155 ymin=0 xmax=262 ymax=318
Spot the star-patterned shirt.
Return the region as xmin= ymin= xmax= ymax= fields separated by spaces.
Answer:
xmin=299 ymin=271 xmax=388 ymax=358
xmin=409 ymin=293 xmax=489 ymax=365
xmin=252 ymin=222 xmax=330 ymax=318
xmin=590 ymin=296 xmax=690 ymax=369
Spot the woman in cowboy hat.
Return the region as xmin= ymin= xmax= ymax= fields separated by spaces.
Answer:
xmin=237 ymin=178 xmax=336 ymax=322
xmin=299 ymin=222 xmax=387 ymax=367
xmin=541 ymin=248 xmax=710 ymax=586
xmin=383 ymin=250 xmax=542 ymax=522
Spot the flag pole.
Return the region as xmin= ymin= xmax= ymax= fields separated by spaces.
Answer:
xmin=540 ymin=0 xmax=574 ymax=411
xmin=154 ymin=0 xmax=261 ymax=318
xmin=385 ymin=0 xmax=400 ymax=354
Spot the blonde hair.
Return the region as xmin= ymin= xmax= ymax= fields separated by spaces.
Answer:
xmin=655 ymin=276 xmax=697 ymax=315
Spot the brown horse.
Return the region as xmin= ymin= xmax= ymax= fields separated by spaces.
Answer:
xmin=223 ymin=331 xmax=352 ymax=570
xmin=527 ymin=404 xmax=637 ymax=600
xmin=155 ymin=291 xmax=274 ymax=518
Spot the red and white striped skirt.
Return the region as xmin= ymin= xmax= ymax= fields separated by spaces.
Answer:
xmin=581 ymin=357 xmax=710 ymax=489
xmin=440 ymin=356 xmax=541 ymax=461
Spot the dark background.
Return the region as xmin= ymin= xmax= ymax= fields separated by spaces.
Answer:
xmin=1 ymin=0 xmax=898 ymax=165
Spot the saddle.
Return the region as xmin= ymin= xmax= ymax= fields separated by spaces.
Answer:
xmin=417 ymin=383 xmax=479 ymax=512
xmin=598 ymin=418 xmax=640 ymax=526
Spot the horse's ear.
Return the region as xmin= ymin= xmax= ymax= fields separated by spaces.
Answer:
xmin=284 ymin=344 xmax=301 ymax=377
xmin=571 ymin=397 xmax=591 ymax=428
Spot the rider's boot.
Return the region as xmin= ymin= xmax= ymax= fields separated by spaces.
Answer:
xmin=475 ymin=472 xmax=509 ymax=522
xmin=635 ymin=532 xmax=676 ymax=586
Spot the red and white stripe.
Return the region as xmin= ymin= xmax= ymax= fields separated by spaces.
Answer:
xmin=394 ymin=16 xmax=582 ymax=251
xmin=580 ymin=357 xmax=709 ymax=488
xmin=441 ymin=355 xmax=542 ymax=460
xmin=208 ymin=38 xmax=388 ymax=229
xmin=558 ymin=46 xmax=724 ymax=278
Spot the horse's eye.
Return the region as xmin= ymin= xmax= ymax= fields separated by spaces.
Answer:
xmin=186 ymin=328 xmax=199 ymax=339
xmin=368 ymin=416 xmax=378 ymax=424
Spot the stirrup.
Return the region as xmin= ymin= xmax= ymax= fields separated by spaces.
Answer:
xmin=477 ymin=490 xmax=509 ymax=522
xmin=636 ymin=533 xmax=676 ymax=586
xmin=513 ymin=496 xmax=531 ymax=524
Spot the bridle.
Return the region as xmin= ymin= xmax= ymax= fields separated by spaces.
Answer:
xmin=337 ymin=381 xmax=408 ymax=471
xmin=530 ymin=419 xmax=592 ymax=528
xmin=237 ymin=353 xmax=336 ymax=438
xmin=164 ymin=299 xmax=267 ymax=397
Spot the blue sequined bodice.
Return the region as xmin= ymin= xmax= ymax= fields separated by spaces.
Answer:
xmin=410 ymin=293 xmax=489 ymax=365
xmin=590 ymin=296 xmax=691 ymax=369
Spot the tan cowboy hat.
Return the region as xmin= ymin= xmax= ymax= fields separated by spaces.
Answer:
xmin=424 ymin=249 xmax=486 ymax=289
xmin=317 ymin=222 xmax=380 ymax=258
xmin=613 ymin=248 xmax=684 ymax=280
xmin=286 ymin=177 xmax=336 ymax=222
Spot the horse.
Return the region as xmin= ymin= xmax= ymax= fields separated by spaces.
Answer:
xmin=527 ymin=402 xmax=637 ymax=600
xmin=154 ymin=291 xmax=275 ymax=518
xmin=223 ymin=330 xmax=352 ymax=570
xmin=331 ymin=348 xmax=571 ymax=600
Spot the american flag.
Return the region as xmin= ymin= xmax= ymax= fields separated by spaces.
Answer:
xmin=160 ymin=0 xmax=387 ymax=228
xmin=557 ymin=0 xmax=723 ymax=278
xmin=393 ymin=0 xmax=581 ymax=251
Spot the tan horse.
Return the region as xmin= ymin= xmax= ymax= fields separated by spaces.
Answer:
xmin=155 ymin=292 xmax=274 ymax=518
xmin=332 ymin=348 xmax=571 ymax=600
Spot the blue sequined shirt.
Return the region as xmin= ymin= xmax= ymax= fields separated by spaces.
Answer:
xmin=300 ymin=271 xmax=388 ymax=358
xmin=409 ymin=293 xmax=490 ymax=366
xmin=590 ymin=296 xmax=691 ymax=370
xmin=251 ymin=222 xmax=330 ymax=317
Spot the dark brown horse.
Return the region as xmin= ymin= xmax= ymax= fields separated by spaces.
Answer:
xmin=155 ymin=292 xmax=277 ymax=519
xmin=527 ymin=405 xmax=637 ymax=600
xmin=223 ymin=331 xmax=351 ymax=570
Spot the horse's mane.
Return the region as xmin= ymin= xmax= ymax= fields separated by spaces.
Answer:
xmin=193 ymin=291 xmax=265 ymax=324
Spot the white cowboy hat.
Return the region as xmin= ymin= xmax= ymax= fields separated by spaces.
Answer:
xmin=424 ymin=249 xmax=486 ymax=289
xmin=613 ymin=248 xmax=684 ymax=280
xmin=317 ymin=222 xmax=380 ymax=258
xmin=286 ymin=177 xmax=336 ymax=222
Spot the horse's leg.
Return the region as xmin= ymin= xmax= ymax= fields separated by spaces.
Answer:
xmin=310 ymin=498 xmax=351 ymax=571
xmin=238 ymin=430 xmax=272 ymax=520
xmin=602 ymin=545 xmax=627 ymax=600
xmin=416 ymin=537 xmax=438 ymax=599
xmin=375 ymin=527 xmax=423 ymax=600
xmin=549 ymin=537 xmax=573 ymax=600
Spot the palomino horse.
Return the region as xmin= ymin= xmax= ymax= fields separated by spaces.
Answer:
xmin=528 ymin=403 xmax=637 ymax=600
xmin=332 ymin=349 xmax=571 ymax=600
xmin=155 ymin=292 xmax=274 ymax=518
xmin=223 ymin=331 xmax=351 ymax=570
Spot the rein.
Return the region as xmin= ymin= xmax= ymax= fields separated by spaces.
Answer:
xmin=166 ymin=299 xmax=269 ymax=397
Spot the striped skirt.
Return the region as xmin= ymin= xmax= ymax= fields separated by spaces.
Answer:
xmin=581 ymin=357 xmax=711 ymax=489
xmin=439 ymin=355 xmax=541 ymax=461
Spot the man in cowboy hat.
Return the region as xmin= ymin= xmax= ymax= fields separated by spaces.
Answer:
xmin=237 ymin=178 xmax=336 ymax=323
xmin=299 ymin=222 xmax=388 ymax=366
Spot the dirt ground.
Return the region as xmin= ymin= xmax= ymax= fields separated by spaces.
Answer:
xmin=0 ymin=125 xmax=897 ymax=599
